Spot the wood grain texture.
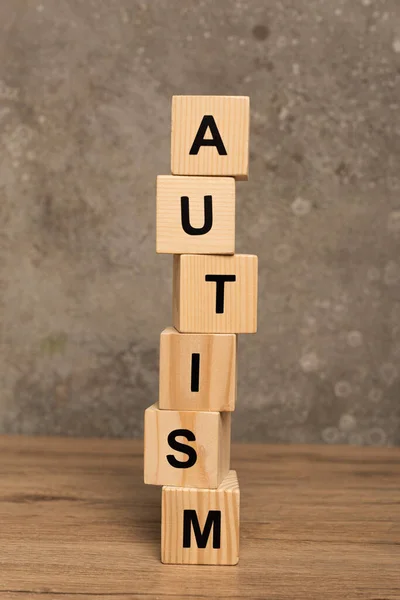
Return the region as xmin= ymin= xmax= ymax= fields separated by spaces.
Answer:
xmin=173 ymin=254 xmax=258 ymax=333
xmin=0 ymin=436 xmax=399 ymax=599
xmin=162 ymin=470 xmax=240 ymax=565
xmin=159 ymin=327 xmax=236 ymax=412
xmin=171 ymin=96 xmax=250 ymax=180
xmin=156 ymin=175 xmax=235 ymax=255
xmin=144 ymin=402 xmax=231 ymax=488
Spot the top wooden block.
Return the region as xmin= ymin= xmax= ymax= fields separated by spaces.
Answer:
xmin=171 ymin=96 xmax=250 ymax=180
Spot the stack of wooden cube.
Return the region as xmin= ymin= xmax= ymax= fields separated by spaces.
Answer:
xmin=144 ymin=95 xmax=258 ymax=565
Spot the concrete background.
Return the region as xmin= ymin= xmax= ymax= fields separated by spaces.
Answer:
xmin=0 ymin=0 xmax=399 ymax=445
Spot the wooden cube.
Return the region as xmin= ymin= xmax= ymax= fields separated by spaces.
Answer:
xmin=144 ymin=403 xmax=230 ymax=489
xmin=171 ymin=96 xmax=250 ymax=180
xmin=173 ymin=254 xmax=258 ymax=333
xmin=156 ymin=175 xmax=235 ymax=255
xmin=159 ymin=327 xmax=236 ymax=412
xmin=162 ymin=470 xmax=240 ymax=565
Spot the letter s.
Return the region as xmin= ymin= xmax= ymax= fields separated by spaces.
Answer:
xmin=167 ymin=429 xmax=197 ymax=468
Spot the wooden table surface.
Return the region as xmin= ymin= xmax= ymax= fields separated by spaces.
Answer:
xmin=0 ymin=436 xmax=399 ymax=599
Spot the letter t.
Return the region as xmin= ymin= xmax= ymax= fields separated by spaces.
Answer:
xmin=205 ymin=274 xmax=236 ymax=314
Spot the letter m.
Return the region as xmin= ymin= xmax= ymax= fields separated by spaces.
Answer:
xmin=182 ymin=509 xmax=221 ymax=549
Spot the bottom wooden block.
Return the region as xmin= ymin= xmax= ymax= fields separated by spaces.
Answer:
xmin=161 ymin=470 xmax=240 ymax=565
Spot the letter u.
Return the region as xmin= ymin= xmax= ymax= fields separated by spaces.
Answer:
xmin=180 ymin=195 xmax=213 ymax=236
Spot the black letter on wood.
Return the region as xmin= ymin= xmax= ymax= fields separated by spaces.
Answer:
xmin=181 ymin=195 xmax=213 ymax=236
xmin=167 ymin=429 xmax=197 ymax=469
xmin=190 ymin=353 xmax=200 ymax=392
xmin=205 ymin=274 xmax=236 ymax=314
xmin=183 ymin=510 xmax=221 ymax=549
xmin=189 ymin=116 xmax=227 ymax=156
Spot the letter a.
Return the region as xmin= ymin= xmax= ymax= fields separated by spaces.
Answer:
xmin=189 ymin=116 xmax=227 ymax=156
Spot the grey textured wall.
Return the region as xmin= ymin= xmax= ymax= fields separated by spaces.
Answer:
xmin=0 ymin=0 xmax=399 ymax=445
